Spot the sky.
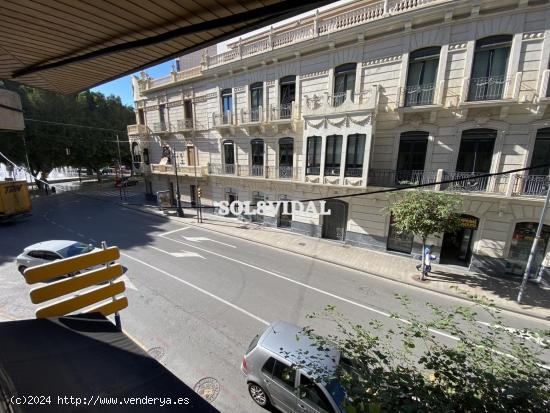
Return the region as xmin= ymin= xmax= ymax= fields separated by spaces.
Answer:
xmin=91 ymin=0 xmax=353 ymax=107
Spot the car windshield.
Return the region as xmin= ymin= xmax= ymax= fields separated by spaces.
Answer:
xmin=57 ymin=242 xmax=94 ymax=258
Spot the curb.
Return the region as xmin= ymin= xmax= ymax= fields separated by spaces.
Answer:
xmin=120 ymin=203 xmax=549 ymax=322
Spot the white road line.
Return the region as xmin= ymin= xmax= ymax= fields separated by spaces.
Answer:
xmin=150 ymin=245 xmax=205 ymax=259
xmin=121 ymin=252 xmax=269 ymax=326
xmin=158 ymin=226 xmax=191 ymax=236
xmin=161 ymin=235 xmax=458 ymax=342
xmin=181 ymin=236 xmax=236 ymax=248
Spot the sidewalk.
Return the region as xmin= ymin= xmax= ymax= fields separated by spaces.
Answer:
xmin=123 ymin=203 xmax=550 ymax=321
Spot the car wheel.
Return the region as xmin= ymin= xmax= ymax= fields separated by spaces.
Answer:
xmin=248 ymin=383 xmax=270 ymax=408
xmin=18 ymin=265 xmax=27 ymax=275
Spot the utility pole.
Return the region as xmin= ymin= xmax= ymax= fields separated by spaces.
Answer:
xmin=172 ymin=148 xmax=184 ymax=217
xmin=517 ymin=180 xmax=550 ymax=303
xmin=192 ymin=145 xmax=202 ymax=223
xmin=22 ymin=134 xmax=33 ymax=189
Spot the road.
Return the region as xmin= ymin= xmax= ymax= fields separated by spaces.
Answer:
xmin=1 ymin=183 xmax=548 ymax=412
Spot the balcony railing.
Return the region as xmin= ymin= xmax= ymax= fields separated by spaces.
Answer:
xmin=269 ymin=103 xmax=294 ymax=121
xmin=236 ymin=164 xmax=264 ymax=177
xmin=467 ymin=75 xmax=510 ymax=101
xmin=344 ymin=167 xmax=363 ymax=177
xmin=212 ymin=111 xmax=234 ymax=127
xmin=324 ymin=166 xmax=340 ymax=176
xmin=203 ymin=0 xmax=444 ymax=69
xmin=368 ymin=169 xmax=437 ymax=187
xmin=152 ymin=122 xmax=169 ymax=133
xmin=513 ymin=175 xmax=550 ymax=197
xmin=303 ymin=89 xmax=377 ymax=116
xmin=208 ymin=163 xmax=235 ymax=175
xmin=176 ymin=119 xmax=193 ymax=131
xmin=266 ymin=165 xmax=297 ymax=180
xmin=150 ymin=164 xmax=204 ymax=176
xmin=402 ymin=83 xmax=436 ymax=106
xmin=306 ymin=166 xmax=321 ymax=176
xmin=241 ymin=107 xmax=263 ymax=124
xmin=127 ymin=124 xmax=148 ymax=136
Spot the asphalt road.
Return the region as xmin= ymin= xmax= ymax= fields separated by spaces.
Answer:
xmin=1 ymin=184 xmax=548 ymax=412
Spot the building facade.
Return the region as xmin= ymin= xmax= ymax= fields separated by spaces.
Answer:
xmin=128 ymin=0 xmax=550 ymax=279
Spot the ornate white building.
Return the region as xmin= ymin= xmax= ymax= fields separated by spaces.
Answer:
xmin=128 ymin=0 xmax=550 ymax=279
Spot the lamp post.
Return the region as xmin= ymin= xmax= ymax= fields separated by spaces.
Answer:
xmin=172 ymin=148 xmax=184 ymax=217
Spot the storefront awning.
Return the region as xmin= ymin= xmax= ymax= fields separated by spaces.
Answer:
xmin=0 ymin=0 xmax=333 ymax=94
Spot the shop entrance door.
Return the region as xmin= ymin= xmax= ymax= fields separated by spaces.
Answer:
xmin=440 ymin=215 xmax=478 ymax=266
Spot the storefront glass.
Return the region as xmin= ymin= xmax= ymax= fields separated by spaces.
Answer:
xmin=387 ymin=214 xmax=414 ymax=254
xmin=506 ymin=222 xmax=550 ymax=276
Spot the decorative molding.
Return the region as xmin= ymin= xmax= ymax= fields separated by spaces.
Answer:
xmin=301 ymin=70 xmax=329 ymax=80
xmin=167 ymin=100 xmax=182 ymax=108
xmin=522 ymin=31 xmax=545 ymax=41
xmin=145 ymin=105 xmax=159 ymax=111
xmin=448 ymin=42 xmax=467 ymax=52
xmin=363 ymin=55 xmax=402 ymax=68
xmin=234 ymin=86 xmax=246 ymax=92
xmin=265 ymin=80 xmax=276 ymax=86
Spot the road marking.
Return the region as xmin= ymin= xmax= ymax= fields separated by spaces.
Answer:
xmin=121 ymin=252 xmax=269 ymax=326
xmin=477 ymin=321 xmax=549 ymax=347
xmin=120 ymin=274 xmax=138 ymax=291
xmin=159 ymin=226 xmax=191 ymax=236
xmin=150 ymin=245 xmax=205 ymax=259
xmin=181 ymin=236 xmax=236 ymax=248
xmin=161 ymin=235 xmax=458 ymax=342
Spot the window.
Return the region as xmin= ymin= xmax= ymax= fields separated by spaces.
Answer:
xmin=143 ymin=148 xmax=150 ymax=165
xmin=183 ymin=100 xmax=193 ymax=127
xmin=299 ymin=374 xmax=334 ymax=413
xmin=325 ymin=135 xmax=342 ymax=176
xmin=280 ymin=76 xmax=295 ymax=119
xmin=251 ymin=139 xmax=264 ymax=167
xmin=250 ymin=82 xmax=263 ymax=121
xmin=221 ymin=88 xmax=232 ymax=123
xmin=405 ymin=47 xmax=440 ymax=106
xmin=27 ymin=251 xmax=43 ymax=259
xmin=387 ymin=213 xmax=414 ymax=254
xmin=334 ymin=63 xmax=356 ymax=106
xmin=468 ymin=35 xmax=512 ymax=101
xmin=506 ymin=222 xmax=550 ymax=276
xmin=42 ymin=251 xmax=62 ymax=261
xmin=456 ymin=129 xmax=496 ymax=173
xmin=530 ymin=128 xmax=550 ymax=176
xmin=223 ymin=140 xmax=235 ymax=165
xmin=271 ymin=359 xmax=296 ymax=391
xmin=58 ymin=242 xmax=93 ymax=258
xmin=132 ymin=142 xmax=141 ymax=164
xmin=279 ymin=137 xmax=294 ymax=179
xmin=345 ymin=134 xmax=365 ymax=177
xmin=396 ymin=131 xmax=429 ymax=173
xmin=159 ymin=104 xmax=166 ymax=130
xmin=306 ymin=136 xmax=322 ymax=175
xmin=138 ymin=108 xmax=145 ymax=125
xmin=261 ymin=357 xmax=276 ymax=375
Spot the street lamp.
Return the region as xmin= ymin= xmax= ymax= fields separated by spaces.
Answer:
xmin=172 ymin=148 xmax=184 ymax=217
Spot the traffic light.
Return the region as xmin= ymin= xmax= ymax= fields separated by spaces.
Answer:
xmin=197 ymin=187 xmax=202 ymax=198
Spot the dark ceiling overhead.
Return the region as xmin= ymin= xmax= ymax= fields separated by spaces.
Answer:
xmin=0 ymin=0 xmax=334 ymax=94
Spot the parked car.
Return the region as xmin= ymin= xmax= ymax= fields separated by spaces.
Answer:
xmin=115 ymin=176 xmax=138 ymax=188
xmin=16 ymin=240 xmax=100 ymax=274
xmin=101 ymin=167 xmax=115 ymax=175
xmin=242 ymin=321 xmax=347 ymax=413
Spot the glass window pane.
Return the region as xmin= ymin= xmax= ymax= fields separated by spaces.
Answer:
xmin=387 ymin=214 xmax=414 ymax=253
xmin=299 ymin=374 xmax=333 ymax=413
xmin=272 ymin=360 xmax=295 ymax=390
xmin=531 ymin=136 xmax=550 ymax=176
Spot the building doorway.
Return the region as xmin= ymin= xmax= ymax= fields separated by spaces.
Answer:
xmin=440 ymin=215 xmax=479 ymax=266
xmin=322 ymin=200 xmax=348 ymax=241
xmin=277 ymin=196 xmax=292 ymax=228
xmin=187 ymin=146 xmax=196 ymax=166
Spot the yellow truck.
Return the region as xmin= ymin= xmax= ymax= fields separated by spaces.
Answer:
xmin=0 ymin=180 xmax=31 ymax=222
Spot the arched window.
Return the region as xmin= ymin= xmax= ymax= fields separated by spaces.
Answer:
xmin=405 ymin=47 xmax=440 ymax=106
xmin=221 ymin=88 xmax=232 ymax=124
xmin=250 ymin=82 xmax=263 ymax=121
xmin=279 ymin=137 xmax=294 ymax=178
xmin=456 ymin=129 xmax=496 ymax=173
xmin=279 ymin=76 xmax=296 ymax=119
xmin=469 ymin=35 xmax=513 ymax=101
xmin=334 ymin=63 xmax=357 ymax=105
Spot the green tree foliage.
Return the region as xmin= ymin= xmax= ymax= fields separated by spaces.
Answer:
xmin=0 ymin=81 xmax=134 ymax=181
xmin=296 ymin=296 xmax=549 ymax=413
xmin=389 ymin=190 xmax=462 ymax=279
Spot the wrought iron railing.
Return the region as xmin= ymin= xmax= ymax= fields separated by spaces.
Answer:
xmin=368 ymin=169 xmax=437 ymax=187
xmin=403 ymin=83 xmax=436 ymax=106
xmin=152 ymin=122 xmax=168 ymax=133
xmin=176 ymin=119 xmax=193 ymax=130
xmin=306 ymin=166 xmax=321 ymax=176
xmin=324 ymin=166 xmax=341 ymax=176
xmin=514 ymin=175 xmax=550 ymax=197
xmin=208 ymin=163 xmax=235 ymax=175
xmin=270 ymin=104 xmax=293 ymax=121
xmin=242 ymin=107 xmax=262 ymax=123
xmin=344 ymin=167 xmax=363 ymax=177
xmin=467 ymin=75 xmax=509 ymax=101
xmin=212 ymin=111 xmax=233 ymax=127
xmin=442 ymin=171 xmax=491 ymax=192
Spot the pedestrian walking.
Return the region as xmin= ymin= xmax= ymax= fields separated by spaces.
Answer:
xmin=416 ymin=245 xmax=436 ymax=280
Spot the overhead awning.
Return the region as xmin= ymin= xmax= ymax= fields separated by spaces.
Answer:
xmin=0 ymin=0 xmax=333 ymax=94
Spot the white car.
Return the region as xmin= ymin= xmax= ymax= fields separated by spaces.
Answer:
xmin=16 ymin=240 xmax=100 ymax=275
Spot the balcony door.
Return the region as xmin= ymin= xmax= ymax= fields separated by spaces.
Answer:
xmin=279 ymin=76 xmax=295 ymax=119
xmin=187 ymin=146 xmax=196 ymax=166
xmin=223 ymin=140 xmax=235 ymax=174
xmin=250 ymin=82 xmax=263 ymax=121
xmin=456 ymin=129 xmax=496 ymax=174
xmin=345 ymin=134 xmax=365 ymax=177
xmin=278 ymin=137 xmax=293 ymax=178
xmin=221 ymin=88 xmax=232 ymax=123
xmin=405 ymin=47 xmax=440 ymax=106
xmin=183 ymin=100 xmax=193 ymax=127
xmin=322 ymin=200 xmax=348 ymax=241
xmin=396 ymin=131 xmax=428 ymax=183
xmin=333 ymin=63 xmax=356 ymax=106
xmin=159 ymin=104 xmax=166 ymax=130
xmin=324 ymin=135 xmax=342 ymax=176
xmin=251 ymin=139 xmax=264 ymax=176
xmin=306 ymin=136 xmax=321 ymax=175
xmin=468 ymin=35 xmax=512 ymax=101
xmin=530 ymin=128 xmax=550 ymax=176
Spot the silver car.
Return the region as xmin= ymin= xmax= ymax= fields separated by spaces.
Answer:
xmin=241 ymin=321 xmax=346 ymax=413
xmin=16 ymin=240 xmax=98 ymax=274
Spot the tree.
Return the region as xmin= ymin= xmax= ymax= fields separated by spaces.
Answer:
xmin=294 ymin=295 xmax=550 ymax=413
xmin=0 ymin=81 xmax=134 ymax=183
xmin=389 ymin=190 xmax=462 ymax=280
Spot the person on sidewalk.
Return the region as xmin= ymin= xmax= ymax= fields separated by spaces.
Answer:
xmin=416 ymin=246 xmax=436 ymax=279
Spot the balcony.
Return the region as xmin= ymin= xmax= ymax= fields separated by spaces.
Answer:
xmin=208 ymin=163 xmax=235 ymax=176
xmin=237 ymin=165 xmax=264 ymax=177
xmin=266 ymin=166 xmax=300 ymax=180
xmin=176 ymin=119 xmax=194 ymax=132
xmin=303 ymin=89 xmax=377 ymax=117
xmin=150 ymin=164 xmax=205 ymax=177
xmin=268 ymin=103 xmax=295 ymax=123
xmin=152 ymin=122 xmax=170 ymax=134
xmin=513 ymin=175 xmax=550 ymax=197
xmin=202 ymin=0 xmax=446 ymax=70
xmin=398 ymin=82 xmax=443 ymax=108
xmin=368 ymin=169 xmax=438 ymax=188
xmin=127 ymin=124 xmax=148 ymax=136
xmin=212 ymin=111 xmax=235 ymax=129
xmin=441 ymin=171 xmax=508 ymax=194
xmin=240 ymin=107 xmax=263 ymax=125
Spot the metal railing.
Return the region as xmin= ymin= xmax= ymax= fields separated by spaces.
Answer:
xmin=467 ymin=75 xmax=509 ymax=101
xmin=514 ymin=175 xmax=550 ymax=197
xmin=442 ymin=171 xmax=491 ymax=192
xmin=306 ymin=166 xmax=321 ymax=176
xmin=331 ymin=92 xmax=348 ymax=107
xmin=403 ymin=83 xmax=436 ymax=106
xmin=324 ymin=166 xmax=341 ymax=176
xmin=368 ymin=169 xmax=437 ymax=187
xmin=303 ymin=89 xmax=376 ymax=116
xmin=208 ymin=163 xmax=235 ymax=175
xmin=270 ymin=104 xmax=293 ymax=121
xmin=344 ymin=167 xmax=363 ymax=177
xmin=236 ymin=165 xmax=264 ymax=177
xmin=127 ymin=124 xmax=148 ymax=135
xmin=176 ymin=119 xmax=193 ymax=130
xmin=152 ymin=122 xmax=168 ymax=133
xmin=241 ymin=107 xmax=263 ymax=123
xmin=212 ymin=111 xmax=234 ymax=127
